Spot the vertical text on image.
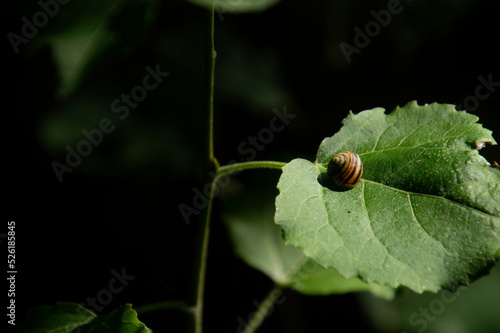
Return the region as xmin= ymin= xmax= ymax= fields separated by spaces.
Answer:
xmin=6 ymin=220 xmax=17 ymax=326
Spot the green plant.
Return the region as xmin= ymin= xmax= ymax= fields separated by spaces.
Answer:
xmin=11 ymin=1 xmax=500 ymax=332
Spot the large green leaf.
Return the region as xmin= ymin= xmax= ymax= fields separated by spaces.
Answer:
xmin=224 ymin=176 xmax=394 ymax=299
xmin=185 ymin=0 xmax=280 ymax=13
xmin=16 ymin=302 xmax=151 ymax=333
xmin=275 ymin=101 xmax=500 ymax=293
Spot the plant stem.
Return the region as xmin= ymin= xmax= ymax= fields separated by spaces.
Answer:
xmin=191 ymin=4 xmax=216 ymax=333
xmin=207 ymin=2 xmax=216 ymax=162
xmin=242 ymin=285 xmax=284 ymax=333
xmin=192 ymin=181 xmax=215 ymax=333
xmin=216 ymin=161 xmax=286 ymax=178
xmin=191 ymin=3 xmax=287 ymax=332
xmin=191 ymin=158 xmax=284 ymax=332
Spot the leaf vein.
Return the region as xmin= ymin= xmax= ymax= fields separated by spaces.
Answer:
xmin=361 ymin=181 xmax=426 ymax=287
xmin=407 ymin=193 xmax=450 ymax=255
xmin=362 ymin=179 xmax=499 ymax=220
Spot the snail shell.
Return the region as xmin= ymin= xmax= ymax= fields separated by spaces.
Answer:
xmin=327 ymin=151 xmax=363 ymax=189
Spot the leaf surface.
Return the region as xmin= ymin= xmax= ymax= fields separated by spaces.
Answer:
xmin=275 ymin=101 xmax=500 ymax=293
xmin=16 ymin=302 xmax=151 ymax=333
xmin=224 ymin=177 xmax=394 ymax=299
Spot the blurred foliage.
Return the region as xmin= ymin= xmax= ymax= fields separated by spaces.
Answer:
xmin=31 ymin=1 xmax=301 ymax=182
xmin=32 ymin=0 xmax=161 ymax=98
xmin=360 ymin=264 xmax=500 ymax=333
xmin=185 ymin=0 xmax=281 ymax=13
xmin=12 ymin=0 xmax=495 ymax=182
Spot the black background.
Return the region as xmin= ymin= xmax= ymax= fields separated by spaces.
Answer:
xmin=4 ymin=0 xmax=499 ymax=332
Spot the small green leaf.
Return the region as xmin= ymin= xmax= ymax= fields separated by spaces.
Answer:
xmin=275 ymin=101 xmax=500 ymax=293
xmin=224 ymin=178 xmax=395 ymax=299
xmin=16 ymin=302 xmax=151 ymax=333
xmin=185 ymin=0 xmax=280 ymax=13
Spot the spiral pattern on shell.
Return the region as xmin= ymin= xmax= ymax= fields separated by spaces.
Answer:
xmin=327 ymin=151 xmax=363 ymax=189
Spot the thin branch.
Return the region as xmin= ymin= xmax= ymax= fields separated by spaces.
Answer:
xmin=207 ymin=3 xmax=216 ymax=162
xmin=216 ymin=161 xmax=286 ymax=178
xmin=191 ymin=180 xmax=215 ymax=333
xmin=191 ymin=5 xmax=216 ymax=333
xmin=242 ymin=285 xmax=285 ymax=333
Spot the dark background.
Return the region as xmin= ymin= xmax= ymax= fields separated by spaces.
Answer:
xmin=4 ymin=0 xmax=499 ymax=332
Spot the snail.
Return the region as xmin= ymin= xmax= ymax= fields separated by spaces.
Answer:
xmin=327 ymin=151 xmax=363 ymax=189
